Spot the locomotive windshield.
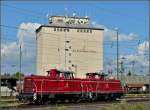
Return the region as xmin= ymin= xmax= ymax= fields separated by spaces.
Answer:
xmin=86 ymin=72 xmax=107 ymax=80
xmin=60 ymin=71 xmax=74 ymax=79
xmin=47 ymin=69 xmax=74 ymax=79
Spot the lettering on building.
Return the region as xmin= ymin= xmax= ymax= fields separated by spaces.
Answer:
xmin=72 ymin=49 xmax=96 ymax=53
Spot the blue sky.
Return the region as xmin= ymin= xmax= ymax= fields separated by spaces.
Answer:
xmin=1 ymin=1 xmax=149 ymax=75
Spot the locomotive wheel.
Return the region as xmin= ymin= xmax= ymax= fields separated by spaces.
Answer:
xmin=104 ymin=94 xmax=109 ymax=101
xmin=76 ymin=99 xmax=82 ymax=103
xmin=60 ymin=99 xmax=65 ymax=103
xmin=92 ymin=94 xmax=97 ymax=101
xmin=109 ymin=94 xmax=116 ymax=101
xmin=64 ymin=99 xmax=69 ymax=103
xmin=51 ymin=99 xmax=57 ymax=104
xmin=34 ymin=99 xmax=43 ymax=105
xmin=71 ymin=97 xmax=80 ymax=103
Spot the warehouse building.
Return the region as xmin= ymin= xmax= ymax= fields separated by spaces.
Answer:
xmin=125 ymin=75 xmax=149 ymax=93
xmin=36 ymin=16 xmax=104 ymax=78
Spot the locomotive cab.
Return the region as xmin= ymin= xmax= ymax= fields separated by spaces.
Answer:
xmin=86 ymin=73 xmax=98 ymax=80
xmin=62 ymin=71 xmax=74 ymax=79
xmin=47 ymin=69 xmax=74 ymax=79
xmin=86 ymin=72 xmax=107 ymax=80
xmin=47 ymin=69 xmax=59 ymax=79
xmin=99 ymin=72 xmax=107 ymax=80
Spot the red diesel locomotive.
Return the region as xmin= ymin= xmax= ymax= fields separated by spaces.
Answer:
xmin=18 ymin=69 xmax=124 ymax=103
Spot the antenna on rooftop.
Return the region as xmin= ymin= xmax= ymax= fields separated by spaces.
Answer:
xmin=65 ymin=8 xmax=68 ymax=17
xmin=46 ymin=13 xmax=49 ymax=18
xmin=85 ymin=15 xmax=88 ymax=18
xmin=85 ymin=9 xmax=89 ymax=18
xmin=73 ymin=12 xmax=76 ymax=17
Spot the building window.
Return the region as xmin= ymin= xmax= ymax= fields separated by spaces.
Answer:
xmin=90 ymin=29 xmax=92 ymax=33
xmin=65 ymin=49 xmax=69 ymax=51
xmin=57 ymin=19 xmax=63 ymax=23
xmin=54 ymin=28 xmax=56 ymax=31
xmin=64 ymin=28 xmax=66 ymax=32
xmin=68 ymin=67 xmax=71 ymax=70
xmin=66 ymin=41 xmax=70 ymax=43
xmin=57 ymin=28 xmax=59 ymax=31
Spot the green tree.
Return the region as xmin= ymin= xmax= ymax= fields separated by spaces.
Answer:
xmin=127 ymin=70 xmax=132 ymax=76
xmin=14 ymin=72 xmax=24 ymax=79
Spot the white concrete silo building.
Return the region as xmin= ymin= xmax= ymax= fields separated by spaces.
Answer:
xmin=36 ymin=16 xmax=104 ymax=78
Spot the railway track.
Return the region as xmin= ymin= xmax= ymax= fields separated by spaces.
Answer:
xmin=1 ymin=97 xmax=149 ymax=110
xmin=1 ymin=100 xmax=120 ymax=110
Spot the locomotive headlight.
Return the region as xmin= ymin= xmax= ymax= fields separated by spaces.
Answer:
xmin=32 ymin=88 xmax=35 ymax=92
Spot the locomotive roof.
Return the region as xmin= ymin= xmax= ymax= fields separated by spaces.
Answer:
xmin=86 ymin=72 xmax=107 ymax=76
xmin=86 ymin=73 xmax=99 ymax=75
xmin=58 ymin=70 xmax=74 ymax=74
xmin=47 ymin=69 xmax=74 ymax=74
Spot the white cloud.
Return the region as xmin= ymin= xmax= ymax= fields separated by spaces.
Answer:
xmin=122 ymin=54 xmax=149 ymax=67
xmin=17 ymin=22 xmax=41 ymax=47
xmin=119 ymin=41 xmax=149 ymax=73
xmin=104 ymin=40 xmax=149 ymax=74
xmin=2 ymin=22 xmax=41 ymax=59
xmin=1 ymin=42 xmax=19 ymax=57
xmin=138 ymin=41 xmax=149 ymax=55
xmin=17 ymin=22 xmax=41 ymax=58
xmin=92 ymin=21 xmax=138 ymax=41
xmin=110 ymin=33 xmax=138 ymax=41
xmin=2 ymin=21 xmax=148 ymax=74
xmin=1 ymin=22 xmax=41 ymax=73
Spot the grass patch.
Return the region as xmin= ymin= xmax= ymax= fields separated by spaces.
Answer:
xmin=103 ymin=102 xmax=149 ymax=110
xmin=1 ymin=96 xmax=16 ymax=99
xmin=125 ymin=93 xmax=149 ymax=97
xmin=56 ymin=106 xmax=69 ymax=110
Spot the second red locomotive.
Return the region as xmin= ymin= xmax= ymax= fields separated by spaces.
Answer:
xmin=18 ymin=69 xmax=123 ymax=103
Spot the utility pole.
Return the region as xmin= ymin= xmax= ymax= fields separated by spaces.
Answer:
xmin=64 ymin=17 xmax=67 ymax=71
xmin=116 ymin=28 xmax=119 ymax=79
xmin=120 ymin=57 xmax=125 ymax=86
xmin=0 ymin=23 xmax=1 ymax=110
xmin=148 ymin=1 xmax=150 ymax=110
xmin=19 ymin=45 xmax=22 ymax=93
xmin=75 ymin=65 xmax=77 ymax=77
xmin=64 ymin=8 xmax=68 ymax=71
xmin=72 ymin=64 xmax=77 ymax=77
xmin=131 ymin=61 xmax=135 ymax=74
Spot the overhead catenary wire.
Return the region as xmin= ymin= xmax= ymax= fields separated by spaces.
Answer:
xmin=1 ymin=24 xmax=145 ymax=44
xmin=1 ymin=24 xmax=148 ymax=56
xmin=0 ymin=2 xmax=148 ymax=75
xmin=1 ymin=4 xmax=46 ymax=21
xmin=89 ymin=3 xmax=147 ymax=29
xmin=1 ymin=24 xmax=148 ymax=66
xmin=2 ymin=36 xmax=142 ymax=48
xmin=2 ymin=3 xmax=145 ymax=22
